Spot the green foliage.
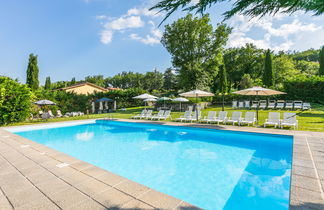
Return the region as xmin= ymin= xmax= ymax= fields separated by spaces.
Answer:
xmin=163 ymin=68 xmax=178 ymax=91
xmin=70 ymin=77 xmax=76 ymax=85
xmin=320 ymin=46 xmax=324 ymax=75
xmin=85 ymin=75 xmax=105 ymax=87
xmin=161 ymin=14 xmax=231 ymax=90
xmin=239 ymin=74 xmax=253 ymax=89
xmin=292 ymin=48 xmax=320 ymax=62
xmin=263 ymin=49 xmax=274 ymax=88
xmin=217 ymin=65 xmax=228 ymax=94
xmin=143 ymin=69 xmax=164 ymax=92
xmin=151 ymin=0 xmax=323 ymax=23
xmin=106 ymin=71 xmax=145 ymax=89
xmin=273 ymin=54 xmax=299 ymax=86
xmin=0 ymin=77 xmax=32 ymax=125
xmin=295 ymin=60 xmax=319 ymax=75
xmin=224 ymin=44 xmax=264 ymax=88
xmin=26 ymin=53 xmax=39 ymax=90
xmin=283 ymin=75 xmax=324 ymax=103
xmin=44 ymin=77 xmax=51 ymax=90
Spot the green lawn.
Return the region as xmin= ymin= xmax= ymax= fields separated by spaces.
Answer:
xmin=7 ymin=105 xmax=324 ymax=132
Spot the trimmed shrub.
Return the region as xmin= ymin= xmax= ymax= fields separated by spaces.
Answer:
xmin=283 ymin=76 xmax=324 ymax=103
xmin=0 ymin=77 xmax=32 ymax=125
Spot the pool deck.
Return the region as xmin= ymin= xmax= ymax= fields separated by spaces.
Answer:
xmin=0 ymin=119 xmax=323 ymax=210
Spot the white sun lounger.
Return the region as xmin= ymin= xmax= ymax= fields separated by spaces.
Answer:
xmin=285 ymin=101 xmax=293 ymax=109
xmin=293 ymin=101 xmax=303 ymax=109
xmin=268 ymin=100 xmax=276 ymax=109
xmin=259 ymin=100 xmax=267 ymax=109
xmin=264 ymin=112 xmax=281 ymax=128
xmin=187 ymin=110 xmax=201 ymax=122
xmin=281 ymin=112 xmax=298 ymax=129
xmin=276 ymin=100 xmax=285 ymax=109
xmin=238 ymin=101 xmax=244 ymax=108
xmin=232 ymin=101 xmax=238 ymax=109
xmin=251 ymin=101 xmax=259 ymax=109
xmin=211 ymin=111 xmax=227 ymax=125
xmin=175 ymin=111 xmax=191 ymax=122
xmin=143 ymin=110 xmax=153 ymax=119
xmin=151 ymin=110 xmax=164 ymax=120
xmin=132 ymin=110 xmax=147 ymax=119
xmin=226 ymin=111 xmax=242 ymax=125
xmin=244 ymin=101 xmax=250 ymax=109
xmin=200 ymin=111 xmax=217 ymax=123
xmin=302 ymin=102 xmax=311 ymax=110
xmin=56 ymin=110 xmax=63 ymax=117
xmin=48 ymin=110 xmax=55 ymax=118
xmin=159 ymin=110 xmax=172 ymax=120
xmin=239 ymin=112 xmax=256 ymax=126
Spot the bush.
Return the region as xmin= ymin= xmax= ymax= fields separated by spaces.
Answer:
xmin=0 ymin=77 xmax=32 ymax=125
xmin=283 ymin=76 xmax=324 ymax=103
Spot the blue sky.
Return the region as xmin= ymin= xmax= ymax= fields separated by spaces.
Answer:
xmin=0 ymin=0 xmax=323 ymax=84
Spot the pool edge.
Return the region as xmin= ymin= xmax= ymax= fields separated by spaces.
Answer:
xmin=1 ymin=118 xmax=324 ymax=209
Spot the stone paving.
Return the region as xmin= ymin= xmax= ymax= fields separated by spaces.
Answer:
xmin=0 ymin=119 xmax=324 ymax=210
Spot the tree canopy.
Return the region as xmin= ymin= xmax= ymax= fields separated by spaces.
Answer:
xmin=319 ymin=46 xmax=324 ymax=75
xmin=26 ymin=53 xmax=39 ymax=90
xmin=151 ymin=0 xmax=324 ymax=23
xmin=161 ymin=14 xmax=231 ymax=90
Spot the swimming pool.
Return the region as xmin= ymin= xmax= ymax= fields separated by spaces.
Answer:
xmin=11 ymin=120 xmax=293 ymax=209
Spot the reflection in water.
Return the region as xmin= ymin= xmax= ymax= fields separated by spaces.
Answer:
xmin=75 ymin=132 xmax=94 ymax=141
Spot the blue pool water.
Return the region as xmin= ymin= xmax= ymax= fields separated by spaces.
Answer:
xmin=12 ymin=120 xmax=293 ymax=210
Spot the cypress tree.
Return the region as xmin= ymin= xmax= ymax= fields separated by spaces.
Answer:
xmin=44 ymin=77 xmax=51 ymax=90
xmin=263 ymin=49 xmax=274 ymax=87
xmin=70 ymin=77 xmax=76 ymax=85
xmin=319 ymin=46 xmax=324 ymax=75
xmin=218 ymin=64 xmax=228 ymax=111
xmin=26 ymin=54 xmax=39 ymax=90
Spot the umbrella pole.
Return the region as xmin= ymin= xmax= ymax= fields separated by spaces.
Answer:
xmin=256 ymin=91 xmax=259 ymax=125
xmin=180 ymin=102 xmax=181 ymax=112
xmin=196 ymin=94 xmax=198 ymax=121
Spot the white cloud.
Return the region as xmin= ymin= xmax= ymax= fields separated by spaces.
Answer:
xmin=226 ymin=14 xmax=324 ymax=51
xmin=105 ymin=16 xmax=145 ymax=31
xmin=100 ymin=30 xmax=113 ymax=44
xmin=130 ymin=33 xmax=160 ymax=45
xmin=127 ymin=7 xmax=162 ymax=18
xmin=129 ymin=21 xmax=162 ymax=45
xmin=96 ymin=15 xmax=107 ymax=20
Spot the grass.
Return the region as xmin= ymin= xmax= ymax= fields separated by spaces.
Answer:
xmin=7 ymin=105 xmax=324 ymax=132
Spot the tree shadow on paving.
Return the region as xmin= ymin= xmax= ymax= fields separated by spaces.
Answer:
xmin=290 ymin=202 xmax=324 ymax=210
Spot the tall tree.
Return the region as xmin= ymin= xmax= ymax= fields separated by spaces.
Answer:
xmin=319 ymin=46 xmax=324 ymax=75
xmin=217 ymin=64 xmax=228 ymax=111
xmin=70 ymin=77 xmax=76 ymax=85
xmin=143 ymin=69 xmax=164 ymax=92
xmin=151 ymin=0 xmax=323 ymax=23
xmin=224 ymin=44 xmax=264 ymax=89
xmin=239 ymin=74 xmax=253 ymax=89
xmin=161 ymin=14 xmax=231 ymax=90
xmin=263 ymin=49 xmax=274 ymax=88
xmin=26 ymin=53 xmax=39 ymax=90
xmin=44 ymin=77 xmax=51 ymax=90
xmin=163 ymin=68 xmax=178 ymax=91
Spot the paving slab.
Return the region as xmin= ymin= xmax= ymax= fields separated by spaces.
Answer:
xmin=1 ymin=119 xmax=324 ymax=209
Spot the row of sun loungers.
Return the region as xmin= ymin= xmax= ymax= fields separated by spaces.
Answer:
xmin=131 ymin=110 xmax=172 ymax=120
xmin=187 ymin=110 xmax=298 ymax=129
xmin=233 ymin=100 xmax=311 ymax=110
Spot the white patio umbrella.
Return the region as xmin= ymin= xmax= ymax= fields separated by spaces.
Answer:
xmin=233 ymin=86 xmax=286 ymax=124
xmin=172 ymin=97 xmax=189 ymax=111
xmin=133 ymin=93 xmax=158 ymax=109
xmin=34 ymin=100 xmax=56 ymax=105
xmin=180 ymin=90 xmax=215 ymax=120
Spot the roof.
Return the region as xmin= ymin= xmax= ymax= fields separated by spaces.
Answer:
xmin=60 ymin=82 xmax=108 ymax=92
